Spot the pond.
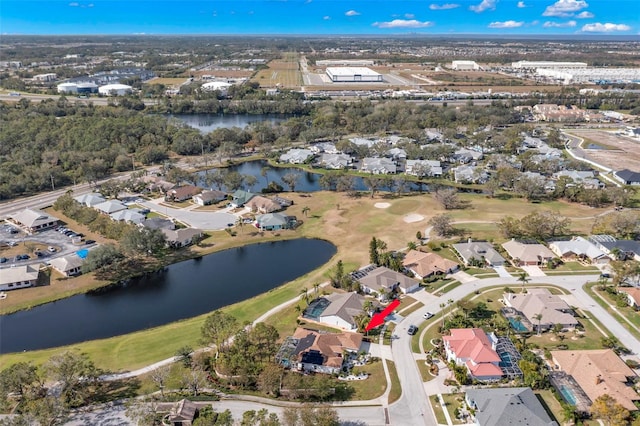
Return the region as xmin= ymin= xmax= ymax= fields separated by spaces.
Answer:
xmin=169 ymin=113 xmax=293 ymax=133
xmin=0 ymin=239 xmax=336 ymax=353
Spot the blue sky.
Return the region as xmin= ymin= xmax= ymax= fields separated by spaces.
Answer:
xmin=2 ymin=0 xmax=638 ymax=35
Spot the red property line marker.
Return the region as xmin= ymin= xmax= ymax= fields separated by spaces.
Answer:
xmin=365 ymin=299 xmax=400 ymax=332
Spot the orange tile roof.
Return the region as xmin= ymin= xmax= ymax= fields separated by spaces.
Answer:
xmin=403 ymin=250 xmax=458 ymax=277
xmin=444 ymin=328 xmax=501 ymax=363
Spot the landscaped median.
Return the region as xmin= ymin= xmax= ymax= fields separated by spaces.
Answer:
xmin=584 ymin=281 xmax=640 ymax=342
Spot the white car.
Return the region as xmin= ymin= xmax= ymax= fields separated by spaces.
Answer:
xmin=48 ymin=246 xmax=57 ymax=253
xmin=423 ymin=312 xmax=434 ymax=320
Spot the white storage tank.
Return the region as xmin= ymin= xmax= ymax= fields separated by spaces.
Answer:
xmin=98 ymin=83 xmax=133 ymax=96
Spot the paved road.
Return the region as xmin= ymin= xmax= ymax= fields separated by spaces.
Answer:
xmin=138 ymin=199 xmax=237 ymax=230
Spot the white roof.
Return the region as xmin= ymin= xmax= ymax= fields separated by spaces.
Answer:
xmin=201 ymin=81 xmax=232 ymax=90
xmin=10 ymin=208 xmax=59 ymax=228
xmin=50 ymin=255 xmax=84 ymax=273
xmin=326 ymin=67 xmax=381 ymax=77
xmin=94 ymin=200 xmax=127 ymax=214
xmin=99 ymin=83 xmax=132 ymax=91
xmin=0 ymin=264 xmax=41 ymax=286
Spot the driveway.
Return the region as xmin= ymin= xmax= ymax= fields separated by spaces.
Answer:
xmin=449 ymin=270 xmax=477 ymax=283
xmin=138 ymin=200 xmax=237 ymax=230
xmin=521 ymin=265 xmax=546 ymax=277
xmin=493 ymin=266 xmax=512 ymax=278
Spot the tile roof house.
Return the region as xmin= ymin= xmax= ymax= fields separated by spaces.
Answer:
xmin=286 ymin=328 xmax=363 ymax=374
xmin=315 ymin=292 xmax=366 ymax=331
xmin=618 ymin=287 xmax=640 ymax=310
xmin=614 ymin=169 xmax=640 ymax=186
xmin=49 ymin=254 xmax=84 ymax=277
xmin=165 ymin=185 xmax=201 ymax=202
xmin=361 ymin=157 xmax=397 ymax=174
xmin=443 ymin=328 xmax=503 ymax=381
xmin=94 ymin=200 xmax=127 ymax=215
xmin=465 ymin=387 xmax=558 ymax=426
xmin=548 ymin=237 xmax=609 ymax=264
xmin=255 ymin=213 xmax=296 ymax=231
xmin=452 ymin=165 xmax=488 ymax=184
xmin=245 ymin=195 xmax=282 ymax=214
xmin=110 ymin=209 xmax=146 ymax=224
xmin=319 ymin=153 xmax=353 ymax=169
xmin=0 ymin=264 xmax=41 ymax=291
xmin=453 ymin=239 xmax=506 ymax=267
xmin=161 ymin=228 xmax=203 ymax=248
xmin=192 ymin=190 xmax=227 ymax=206
xmin=357 ymin=266 xmax=420 ymax=298
xmin=405 ymin=159 xmax=443 ymax=177
xmin=279 ymin=148 xmax=314 ymax=164
xmin=74 ymin=193 xmax=106 ymax=207
xmin=402 ymin=250 xmax=459 ymax=279
xmin=9 ymin=209 xmax=59 ymax=233
xmin=141 ymin=217 xmax=175 ymax=231
xmin=503 ymin=288 xmax=578 ymax=332
xmin=502 ymin=240 xmax=556 ymax=266
xmin=551 ymin=349 xmax=640 ymax=411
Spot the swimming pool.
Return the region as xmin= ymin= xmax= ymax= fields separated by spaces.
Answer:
xmin=559 ymin=385 xmax=577 ymax=405
xmin=508 ymin=317 xmax=528 ymax=332
xmin=76 ymin=249 xmax=89 ymax=259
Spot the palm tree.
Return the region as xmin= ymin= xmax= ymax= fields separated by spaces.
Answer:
xmin=299 ymin=288 xmax=309 ymax=305
xmin=302 ymin=206 xmax=310 ymax=217
xmin=313 ymin=282 xmax=320 ymax=298
xmin=440 ymin=302 xmax=447 ymax=328
xmin=518 ymin=272 xmax=530 ymax=292
xmin=355 ymin=313 xmax=370 ymax=334
xmin=363 ymin=299 xmax=374 ymax=316
xmin=533 ymin=313 xmax=543 ymax=335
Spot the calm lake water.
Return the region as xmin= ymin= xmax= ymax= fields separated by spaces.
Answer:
xmin=169 ymin=113 xmax=293 ymax=133
xmin=0 ymin=239 xmax=336 ymax=353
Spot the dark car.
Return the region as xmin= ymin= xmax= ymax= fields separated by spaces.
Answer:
xmin=407 ymin=325 xmax=418 ymax=335
xmin=85 ymin=239 xmax=96 ymax=245
xmin=9 ymin=228 xmax=18 ymax=234
xmin=20 ymin=254 xmax=30 ymax=260
xmin=0 ymin=257 xmax=7 ymax=263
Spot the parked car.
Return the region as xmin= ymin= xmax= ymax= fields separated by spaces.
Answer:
xmin=85 ymin=239 xmax=96 ymax=245
xmin=48 ymin=246 xmax=57 ymax=253
xmin=423 ymin=312 xmax=434 ymax=320
xmin=9 ymin=228 xmax=18 ymax=234
xmin=407 ymin=325 xmax=418 ymax=335
xmin=0 ymin=257 xmax=7 ymax=263
xmin=20 ymin=254 xmax=30 ymax=260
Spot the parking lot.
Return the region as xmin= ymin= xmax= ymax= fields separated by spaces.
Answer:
xmin=0 ymin=222 xmax=95 ymax=268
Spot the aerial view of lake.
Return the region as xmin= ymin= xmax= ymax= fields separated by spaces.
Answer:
xmin=169 ymin=113 xmax=293 ymax=133
xmin=0 ymin=239 xmax=336 ymax=353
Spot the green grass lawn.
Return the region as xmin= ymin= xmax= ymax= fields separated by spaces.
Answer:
xmin=584 ymin=283 xmax=640 ymax=342
xmin=439 ymin=281 xmax=463 ymax=294
xmin=547 ymin=262 xmax=600 ymax=272
xmin=429 ymin=395 xmax=449 ymax=425
xmin=398 ymin=300 xmax=424 ymax=317
xmin=427 ymin=279 xmax=455 ymax=294
xmin=349 ymin=359 xmax=387 ymax=401
xmin=417 ymin=359 xmax=434 ymax=382
xmin=387 ymin=360 xmax=402 ymax=404
xmin=442 ymin=393 xmax=465 ymax=424
xmin=536 ymin=389 xmax=564 ymax=424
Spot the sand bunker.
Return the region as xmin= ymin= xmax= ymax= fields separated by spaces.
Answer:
xmin=374 ymin=202 xmax=391 ymax=209
xmin=404 ymin=214 xmax=424 ymax=223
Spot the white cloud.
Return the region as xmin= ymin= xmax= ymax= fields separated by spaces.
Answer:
xmin=69 ymin=2 xmax=79 ymax=6
xmin=469 ymin=0 xmax=497 ymax=13
xmin=373 ymin=19 xmax=434 ymax=29
xmin=323 ymin=15 xmax=331 ymax=20
xmin=405 ymin=13 xmax=415 ymax=19
xmin=543 ymin=0 xmax=588 ymax=17
xmin=517 ymin=1 xmax=526 ymax=7
xmin=581 ymin=22 xmax=631 ymax=32
xmin=488 ymin=20 xmax=523 ymax=28
xmin=576 ymin=11 xmax=594 ymax=18
xmin=429 ymin=3 xmax=460 ymax=10
xmin=345 ymin=10 xmax=360 ymax=16
xmin=543 ymin=20 xmax=577 ymax=27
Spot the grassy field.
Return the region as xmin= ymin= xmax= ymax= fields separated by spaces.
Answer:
xmin=386 ymin=360 xmax=402 ymax=404
xmin=252 ymin=54 xmax=301 ymax=89
xmin=441 ymin=393 xmax=465 ymax=424
xmin=2 ymin=190 xmax=612 ymax=370
xmin=348 ymin=359 xmax=387 ymax=401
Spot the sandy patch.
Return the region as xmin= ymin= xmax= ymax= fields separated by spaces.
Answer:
xmin=374 ymin=202 xmax=391 ymax=209
xmin=404 ymin=214 xmax=424 ymax=223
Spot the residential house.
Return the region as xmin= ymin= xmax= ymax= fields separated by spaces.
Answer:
xmin=618 ymin=287 xmax=640 ymax=310
xmin=279 ymin=148 xmax=314 ymax=164
xmin=454 ymin=148 xmax=483 ymax=164
xmin=141 ymin=217 xmax=175 ymax=231
xmin=0 ymin=264 xmax=41 ymax=291
xmin=589 ymin=235 xmax=640 ymax=262
xmin=548 ymin=237 xmax=609 ymax=264
xmin=452 ymin=165 xmax=488 ymax=184
xmin=161 ymin=228 xmax=203 ymax=248
xmin=255 ymin=213 xmax=296 ymax=231
xmin=272 ymin=196 xmax=293 ymax=208
xmin=357 ymin=266 xmax=420 ymax=297
xmin=139 ymin=175 xmax=175 ymax=193
xmin=361 ymin=157 xmax=397 ymax=174
xmin=50 ymin=254 xmax=84 ymax=277
xmin=110 ymin=209 xmax=146 ymax=224
xmin=349 ymin=137 xmax=378 ymax=148
xmin=192 ymin=190 xmax=227 ymax=206
xmin=443 ymin=328 xmax=503 ymax=381
xmin=319 ymin=153 xmax=353 ymax=169
xmin=279 ymin=327 xmax=363 ymax=374
xmin=465 ymin=387 xmax=558 ymax=426
xmin=310 ymin=142 xmax=339 ymax=154
xmin=501 ymin=240 xmax=556 ymax=266
xmin=9 ymin=209 xmax=59 ymax=233
xmin=405 ymin=159 xmax=443 ymax=177
xmin=94 ymin=200 xmax=127 ymax=215
xmin=314 ymin=292 xmax=367 ymax=331
xmin=614 ymin=169 xmax=640 ymax=186
xmin=165 ymin=185 xmax=201 ymax=202
xmin=166 ymin=399 xmax=198 ymax=426
xmin=551 ymin=349 xmax=640 ymax=411
xmin=230 ymin=190 xmax=255 ymax=208
xmin=74 ymin=193 xmax=106 ymax=207
xmin=425 ymin=129 xmax=444 ymax=141
xmin=245 ymin=196 xmax=282 ymax=214
xmin=453 ymin=239 xmax=506 ymax=267
xmin=386 ymin=147 xmax=407 ymax=161
xmin=553 ymin=170 xmax=603 ymax=189
xmin=402 ymin=250 xmax=458 ymax=279
xmin=503 ymin=288 xmax=578 ymax=332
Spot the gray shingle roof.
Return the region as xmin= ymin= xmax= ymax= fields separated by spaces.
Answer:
xmin=466 ymin=387 xmax=558 ymax=426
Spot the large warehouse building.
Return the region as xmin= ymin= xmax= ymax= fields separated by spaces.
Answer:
xmin=536 ymin=67 xmax=640 ymax=85
xmin=511 ymin=61 xmax=587 ymax=69
xmin=325 ymin=67 xmax=383 ymax=83
xmin=451 ymin=60 xmax=480 ymax=71
xmin=317 ymin=59 xmax=375 ymax=67
xmin=98 ymin=84 xmax=133 ymax=96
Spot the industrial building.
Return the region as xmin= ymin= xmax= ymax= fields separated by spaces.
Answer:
xmin=98 ymin=83 xmax=133 ymax=96
xmin=325 ymin=67 xmax=383 ymax=83
xmin=201 ymin=81 xmax=232 ymax=94
xmin=57 ymin=82 xmax=99 ymax=94
xmin=33 ymin=73 xmax=57 ymax=82
xmin=451 ymin=60 xmax=480 ymax=71
xmin=511 ymin=61 xmax=587 ymax=69
xmin=536 ymin=67 xmax=640 ymax=85
xmin=316 ymin=59 xmax=375 ymax=67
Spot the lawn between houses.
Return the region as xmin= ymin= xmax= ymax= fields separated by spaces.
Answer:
xmin=1 ymin=191 xmax=611 ymax=372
